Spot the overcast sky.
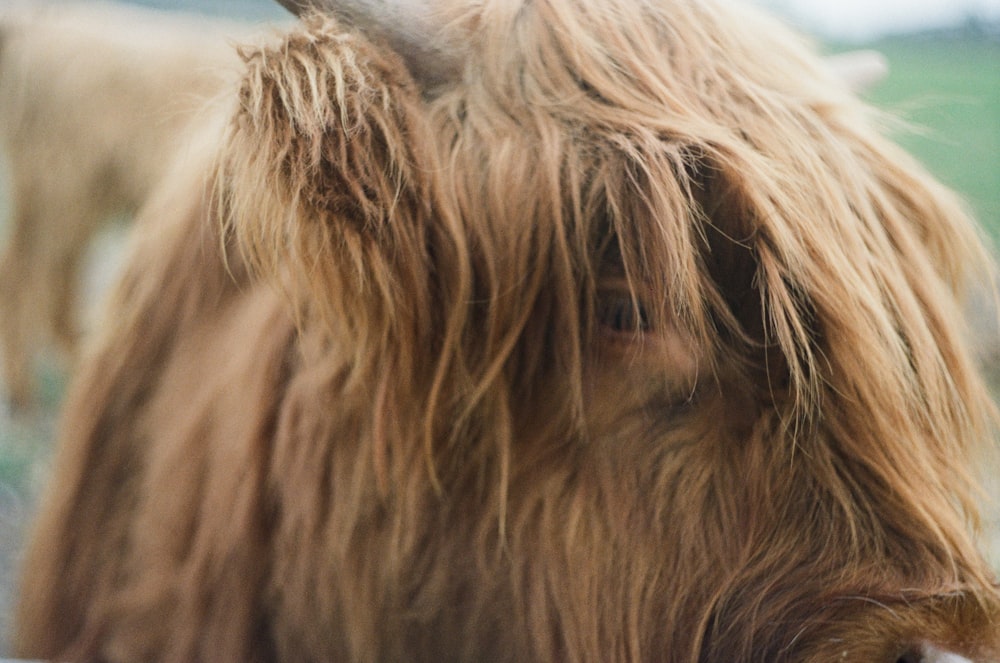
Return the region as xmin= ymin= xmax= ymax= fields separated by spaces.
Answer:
xmin=757 ymin=0 xmax=1000 ymax=39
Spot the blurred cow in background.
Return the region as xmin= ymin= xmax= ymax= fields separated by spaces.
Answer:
xmin=0 ymin=2 xmax=259 ymax=410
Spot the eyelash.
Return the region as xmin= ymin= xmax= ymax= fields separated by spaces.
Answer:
xmin=596 ymin=293 xmax=650 ymax=334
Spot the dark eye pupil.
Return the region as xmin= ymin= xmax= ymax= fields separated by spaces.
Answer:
xmin=597 ymin=294 xmax=650 ymax=333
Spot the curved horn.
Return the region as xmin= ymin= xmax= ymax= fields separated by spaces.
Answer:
xmin=824 ymin=50 xmax=889 ymax=93
xmin=273 ymin=0 xmax=460 ymax=87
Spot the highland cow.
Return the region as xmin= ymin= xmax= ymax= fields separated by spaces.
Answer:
xmin=0 ymin=2 xmax=252 ymax=409
xmin=13 ymin=0 xmax=1000 ymax=661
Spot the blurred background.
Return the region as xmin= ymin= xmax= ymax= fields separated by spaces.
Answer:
xmin=0 ymin=0 xmax=997 ymax=655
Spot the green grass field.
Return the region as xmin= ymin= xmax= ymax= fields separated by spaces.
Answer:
xmin=851 ymin=35 xmax=1000 ymax=236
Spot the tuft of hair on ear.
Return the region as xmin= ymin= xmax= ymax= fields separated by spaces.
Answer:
xmin=216 ymin=14 xmax=477 ymax=495
xmin=216 ymin=12 xmax=444 ymax=340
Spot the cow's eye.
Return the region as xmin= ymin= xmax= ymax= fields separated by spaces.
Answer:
xmin=597 ymin=292 xmax=650 ymax=334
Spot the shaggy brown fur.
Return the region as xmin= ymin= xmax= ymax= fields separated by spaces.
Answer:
xmin=14 ymin=1 xmax=1000 ymax=661
xmin=0 ymin=2 xmax=251 ymax=409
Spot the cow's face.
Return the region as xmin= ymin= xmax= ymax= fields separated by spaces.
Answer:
xmin=221 ymin=1 xmax=1000 ymax=660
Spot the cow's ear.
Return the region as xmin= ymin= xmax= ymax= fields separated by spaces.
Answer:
xmin=218 ymin=14 xmax=448 ymax=340
xmin=225 ymin=13 xmax=430 ymax=236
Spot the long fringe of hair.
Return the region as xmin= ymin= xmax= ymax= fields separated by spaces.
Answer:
xmin=224 ymin=0 xmax=995 ymax=539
